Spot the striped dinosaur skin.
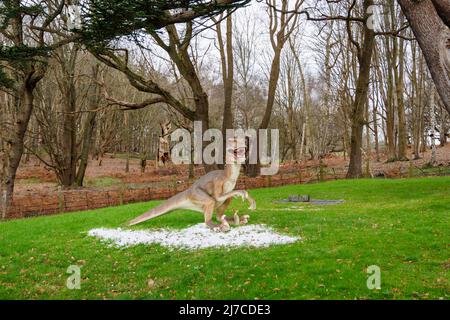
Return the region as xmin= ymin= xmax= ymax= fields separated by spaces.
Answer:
xmin=127 ymin=138 xmax=256 ymax=232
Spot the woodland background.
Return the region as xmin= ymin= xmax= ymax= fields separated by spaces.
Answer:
xmin=0 ymin=0 xmax=449 ymax=218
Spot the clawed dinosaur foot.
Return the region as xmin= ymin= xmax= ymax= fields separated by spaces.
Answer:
xmin=247 ymin=195 xmax=256 ymax=211
xmin=208 ymin=216 xmax=231 ymax=232
xmin=233 ymin=210 xmax=250 ymax=225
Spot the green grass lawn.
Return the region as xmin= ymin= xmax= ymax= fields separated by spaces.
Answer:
xmin=84 ymin=177 xmax=123 ymax=188
xmin=0 ymin=177 xmax=449 ymax=299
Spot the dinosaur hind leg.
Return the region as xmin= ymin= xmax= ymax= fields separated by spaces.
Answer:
xmin=204 ymin=201 xmax=230 ymax=232
xmin=215 ymin=198 xmax=232 ymax=221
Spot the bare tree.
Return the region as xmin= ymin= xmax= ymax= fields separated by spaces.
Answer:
xmin=246 ymin=0 xmax=302 ymax=176
xmin=346 ymin=0 xmax=376 ymax=178
xmin=397 ymin=0 xmax=450 ymax=116
xmin=0 ymin=0 xmax=74 ymax=214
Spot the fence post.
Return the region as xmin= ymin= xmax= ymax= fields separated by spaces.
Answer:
xmin=319 ymin=159 xmax=325 ymax=182
xmin=119 ymin=186 xmax=124 ymax=206
xmin=172 ymin=176 xmax=177 ymax=193
xmin=408 ymin=160 xmax=414 ymax=178
xmin=57 ymin=186 xmax=63 ymax=213
xmin=267 ymin=175 xmax=272 ymax=188
xmin=85 ymin=192 xmax=89 ymax=210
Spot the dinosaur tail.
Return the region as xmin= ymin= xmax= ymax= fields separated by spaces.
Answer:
xmin=127 ymin=193 xmax=185 ymax=226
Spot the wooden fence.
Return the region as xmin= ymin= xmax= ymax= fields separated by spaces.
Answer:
xmin=5 ymin=164 xmax=448 ymax=219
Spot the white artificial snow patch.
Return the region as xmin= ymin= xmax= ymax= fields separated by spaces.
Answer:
xmin=88 ymin=223 xmax=300 ymax=250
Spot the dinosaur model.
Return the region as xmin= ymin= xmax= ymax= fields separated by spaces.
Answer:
xmin=127 ymin=137 xmax=256 ymax=232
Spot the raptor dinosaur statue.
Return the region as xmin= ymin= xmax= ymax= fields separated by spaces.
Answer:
xmin=127 ymin=137 xmax=256 ymax=232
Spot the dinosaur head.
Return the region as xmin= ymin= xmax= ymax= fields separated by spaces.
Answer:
xmin=226 ymin=137 xmax=246 ymax=164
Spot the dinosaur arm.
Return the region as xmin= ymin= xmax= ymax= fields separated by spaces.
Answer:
xmin=214 ymin=190 xmax=256 ymax=210
xmin=195 ymin=170 xmax=256 ymax=210
xmin=195 ymin=183 xmax=241 ymax=204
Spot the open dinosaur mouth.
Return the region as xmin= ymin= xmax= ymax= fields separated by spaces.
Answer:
xmin=229 ymin=147 xmax=246 ymax=158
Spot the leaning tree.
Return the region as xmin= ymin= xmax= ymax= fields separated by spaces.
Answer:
xmin=397 ymin=0 xmax=450 ymax=116
xmin=79 ymin=0 xmax=250 ymax=167
xmin=0 ymin=0 xmax=75 ymax=217
xmin=0 ymin=0 xmax=249 ymax=218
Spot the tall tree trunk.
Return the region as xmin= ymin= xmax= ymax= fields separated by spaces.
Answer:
xmin=299 ymin=124 xmax=306 ymax=160
xmin=397 ymin=0 xmax=450 ymax=116
xmin=245 ymin=0 xmax=299 ymax=177
xmin=216 ymin=12 xmax=234 ymax=166
xmin=384 ymin=19 xmax=397 ymax=162
xmin=347 ymin=0 xmax=376 ymax=178
xmin=0 ymin=0 xmax=45 ymax=217
xmin=365 ymin=96 xmax=372 ymax=177
xmin=245 ymin=39 xmax=282 ymax=176
xmin=374 ymin=42 xmax=396 ymax=161
xmin=76 ymin=65 xmax=100 ymax=186
xmin=1 ymin=81 xmax=36 ymax=218
xmin=60 ymin=64 xmax=78 ymax=187
xmin=411 ymin=42 xmax=421 ymax=159
xmin=76 ymin=111 xmax=96 ymax=186
xmin=221 ymin=12 xmax=234 ymax=134
xmin=260 ymin=49 xmax=282 ymax=131
xmin=373 ymin=97 xmax=380 ymax=161
xmin=290 ymin=37 xmax=311 ymax=161
xmin=440 ymin=107 xmax=448 ymax=146
xmin=430 ymin=88 xmax=437 ymax=165
xmin=395 ymin=13 xmax=408 ymax=160
xmin=125 ymin=112 xmax=130 ymax=173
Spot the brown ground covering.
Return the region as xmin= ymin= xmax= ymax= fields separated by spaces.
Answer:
xmin=8 ymin=144 xmax=450 ymax=219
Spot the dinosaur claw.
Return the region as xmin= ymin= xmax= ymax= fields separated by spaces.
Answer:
xmin=216 ymin=224 xmax=230 ymax=232
xmin=247 ymin=196 xmax=256 ymax=210
xmin=240 ymin=215 xmax=250 ymax=225
xmin=217 ymin=215 xmax=231 ymax=232
xmin=233 ymin=210 xmax=240 ymax=225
